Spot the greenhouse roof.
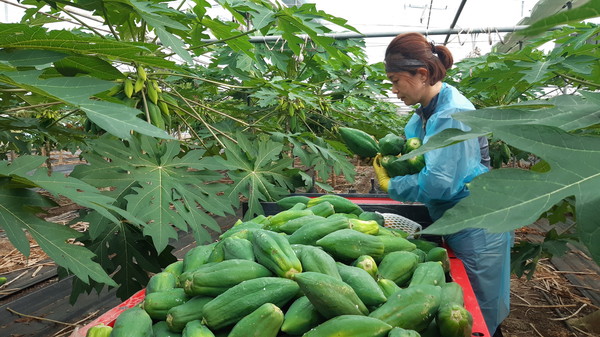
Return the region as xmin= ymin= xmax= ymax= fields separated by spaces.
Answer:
xmin=302 ymin=0 xmax=591 ymax=62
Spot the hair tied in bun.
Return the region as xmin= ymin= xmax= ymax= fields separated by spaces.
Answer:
xmin=429 ymin=41 xmax=437 ymax=55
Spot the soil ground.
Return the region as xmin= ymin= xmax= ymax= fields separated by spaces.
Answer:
xmin=0 ymin=161 xmax=598 ymax=336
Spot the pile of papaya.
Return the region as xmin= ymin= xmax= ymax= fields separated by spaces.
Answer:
xmin=86 ymin=194 xmax=472 ymax=337
xmin=339 ymin=127 xmax=425 ymax=176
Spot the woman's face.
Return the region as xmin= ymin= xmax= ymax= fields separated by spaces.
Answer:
xmin=387 ymin=71 xmax=427 ymax=106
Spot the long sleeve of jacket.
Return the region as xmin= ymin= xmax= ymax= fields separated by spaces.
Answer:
xmin=387 ymin=83 xmax=488 ymax=220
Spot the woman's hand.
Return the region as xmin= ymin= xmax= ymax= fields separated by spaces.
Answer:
xmin=373 ymin=154 xmax=390 ymax=192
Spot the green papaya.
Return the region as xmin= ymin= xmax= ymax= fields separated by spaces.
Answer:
xmin=339 ymin=127 xmax=379 ymax=158
xmin=379 ymin=133 xmax=405 ymax=156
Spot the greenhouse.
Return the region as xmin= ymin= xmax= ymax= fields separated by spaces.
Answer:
xmin=0 ymin=0 xmax=599 ymax=336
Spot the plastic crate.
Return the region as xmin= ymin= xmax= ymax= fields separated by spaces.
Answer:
xmin=447 ymin=247 xmax=489 ymax=337
xmin=71 ymin=288 xmax=146 ymax=336
xmin=73 ymin=194 xmax=489 ymax=337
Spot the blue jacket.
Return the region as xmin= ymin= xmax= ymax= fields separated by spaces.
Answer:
xmin=388 ymin=83 xmax=488 ymax=220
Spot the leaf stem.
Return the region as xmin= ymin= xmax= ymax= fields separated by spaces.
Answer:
xmin=151 ymin=72 xmax=252 ymax=89
xmin=554 ymin=72 xmax=600 ymax=89
xmin=101 ymin=5 xmax=120 ymax=41
xmin=166 ymin=85 xmax=232 ymax=147
xmin=187 ymin=28 xmax=258 ymax=52
xmin=5 ymin=102 xmax=63 ymax=112
xmin=159 ymin=80 xmax=249 ymax=127
xmin=47 ymin=108 xmax=79 ymax=128
xmin=177 ymin=115 xmax=205 ymax=146
xmin=140 ymin=89 xmax=151 ymax=123
xmin=0 ymin=88 xmax=28 ymax=92
xmin=179 ymin=95 xmax=250 ymax=126
xmin=140 ymin=22 xmax=147 ymax=43
xmin=57 ymin=4 xmax=106 ymax=38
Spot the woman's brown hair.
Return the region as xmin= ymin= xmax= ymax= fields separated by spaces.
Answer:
xmin=384 ymin=32 xmax=453 ymax=85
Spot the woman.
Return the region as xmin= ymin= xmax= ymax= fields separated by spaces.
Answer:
xmin=373 ymin=32 xmax=511 ymax=337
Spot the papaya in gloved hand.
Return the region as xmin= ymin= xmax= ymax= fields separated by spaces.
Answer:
xmin=378 ymin=133 xmax=405 ymax=156
xmin=373 ymin=154 xmax=390 ymax=192
xmin=382 ymin=137 xmax=426 ymax=176
xmin=405 ymin=154 xmax=426 ymax=174
xmin=381 ymin=155 xmax=411 ymax=177
xmin=381 ymin=154 xmax=425 ymax=176
xmin=403 ymin=137 xmax=422 ymax=153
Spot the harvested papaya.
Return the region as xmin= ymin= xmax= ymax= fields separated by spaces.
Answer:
xmin=379 ymin=133 xmax=405 ymax=156
xmin=382 ymin=155 xmax=411 ymax=177
xmin=403 ymin=137 xmax=422 ymax=153
xmin=339 ymin=127 xmax=379 ymax=158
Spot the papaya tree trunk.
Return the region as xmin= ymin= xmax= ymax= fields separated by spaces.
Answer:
xmin=567 ymin=309 xmax=600 ymax=334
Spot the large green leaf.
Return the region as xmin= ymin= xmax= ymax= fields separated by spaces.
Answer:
xmin=0 ymin=188 xmax=116 ymax=286
xmin=0 ymin=156 xmax=117 ymax=286
xmin=69 ymin=211 xmax=173 ymax=301
xmin=402 ymin=93 xmax=600 ymax=160
xmin=276 ymin=8 xmax=342 ymax=60
xmin=201 ymin=17 xmax=256 ymax=58
xmin=0 ymin=49 xmax=67 ymax=67
xmin=71 ymin=136 xmax=234 ymax=253
xmin=421 ymin=98 xmax=600 ymax=264
xmin=199 ymin=132 xmax=295 ymax=219
xmin=519 ymin=0 xmax=600 ymax=36
xmin=460 ymin=93 xmax=600 ymax=132
xmin=275 ymin=132 xmax=357 ymax=187
xmin=516 ymin=58 xmax=558 ymax=84
xmin=127 ymin=0 xmax=194 ymax=64
xmin=53 ymin=55 xmax=126 ymax=80
xmin=0 ymin=23 xmax=178 ymax=69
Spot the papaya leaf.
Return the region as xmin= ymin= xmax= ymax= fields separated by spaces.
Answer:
xmin=460 ymin=92 xmax=600 ymax=132
xmin=68 ymin=211 xmax=175 ymax=301
xmin=199 ymin=132 xmax=295 ymax=219
xmin=511 ymin=228 xmax=577 ymax=279
xmin=277 ymin=8 xmax=340 ymax=58
xmin=28 ymin=169 xmax=142 ymax=226
xmin=0 ymin=49 xmax=67 ymax=67
xmin=0 ymin=191 xmax=116 ymax=286
xmin=402 ymin=92 xmax=600 ymax=159
xmin=397 ymin=128 xmax=490 ymax=161
xmin=273 ymin=132 xmax=356 ymax=186
xmin=70 ymin=136 xmax=234 ymax=253
xmin=519 ymin=0 xmax=600 ymax=36
xmin=516 ymin=58 xmax=559 ymax=84
xmin=0 ymin=23 xmax=179 ymax=69
xmin=245 ymin=2 xmax=276 ymax=31
xmin=0 ymin=156 xmax=117 ymax=286
xmin=53 ymin=55 xmax=126 ymax=80
xmin=422 ymin=123 xmax=600 ymax=265
xmin=127 ymin=0 xmax=193 ymax=64
xmin=511 ymin=240 xmax=542 ymax=279
xmin=201 ymin=17 xmax=256 ymax=58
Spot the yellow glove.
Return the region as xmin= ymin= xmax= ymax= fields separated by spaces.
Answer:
xmin=373 ymin=154 xmax=390 ymax=192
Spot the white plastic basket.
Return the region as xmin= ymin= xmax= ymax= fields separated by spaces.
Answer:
xmin=378 ymin=212 xmax=422 ymax=238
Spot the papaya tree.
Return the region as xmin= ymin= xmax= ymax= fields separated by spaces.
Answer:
xmin=0 ymin=0 xmax=403 ymax=300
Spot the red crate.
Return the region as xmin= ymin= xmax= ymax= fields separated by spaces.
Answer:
xmin=72 ymin=196 xmax=489 ymax=337
xmin=448 ymin=249 xmax=489 ymax=336
xmin=71 ymin=289 xmax=146 ymax=337
xmin=72 ymin=256 xmax=487 ymax=337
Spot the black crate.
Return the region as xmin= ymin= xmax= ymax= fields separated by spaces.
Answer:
xmin=243 ymin=193 xmax=439 ymax=244
xmin=245 ymin=193 xmax=428 ymax=222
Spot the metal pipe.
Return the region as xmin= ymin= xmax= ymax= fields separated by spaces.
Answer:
xmin=443 ymin=0 xmax=468 ymax=45
xmin=200 ymin=25 xmax=531 ymax=43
